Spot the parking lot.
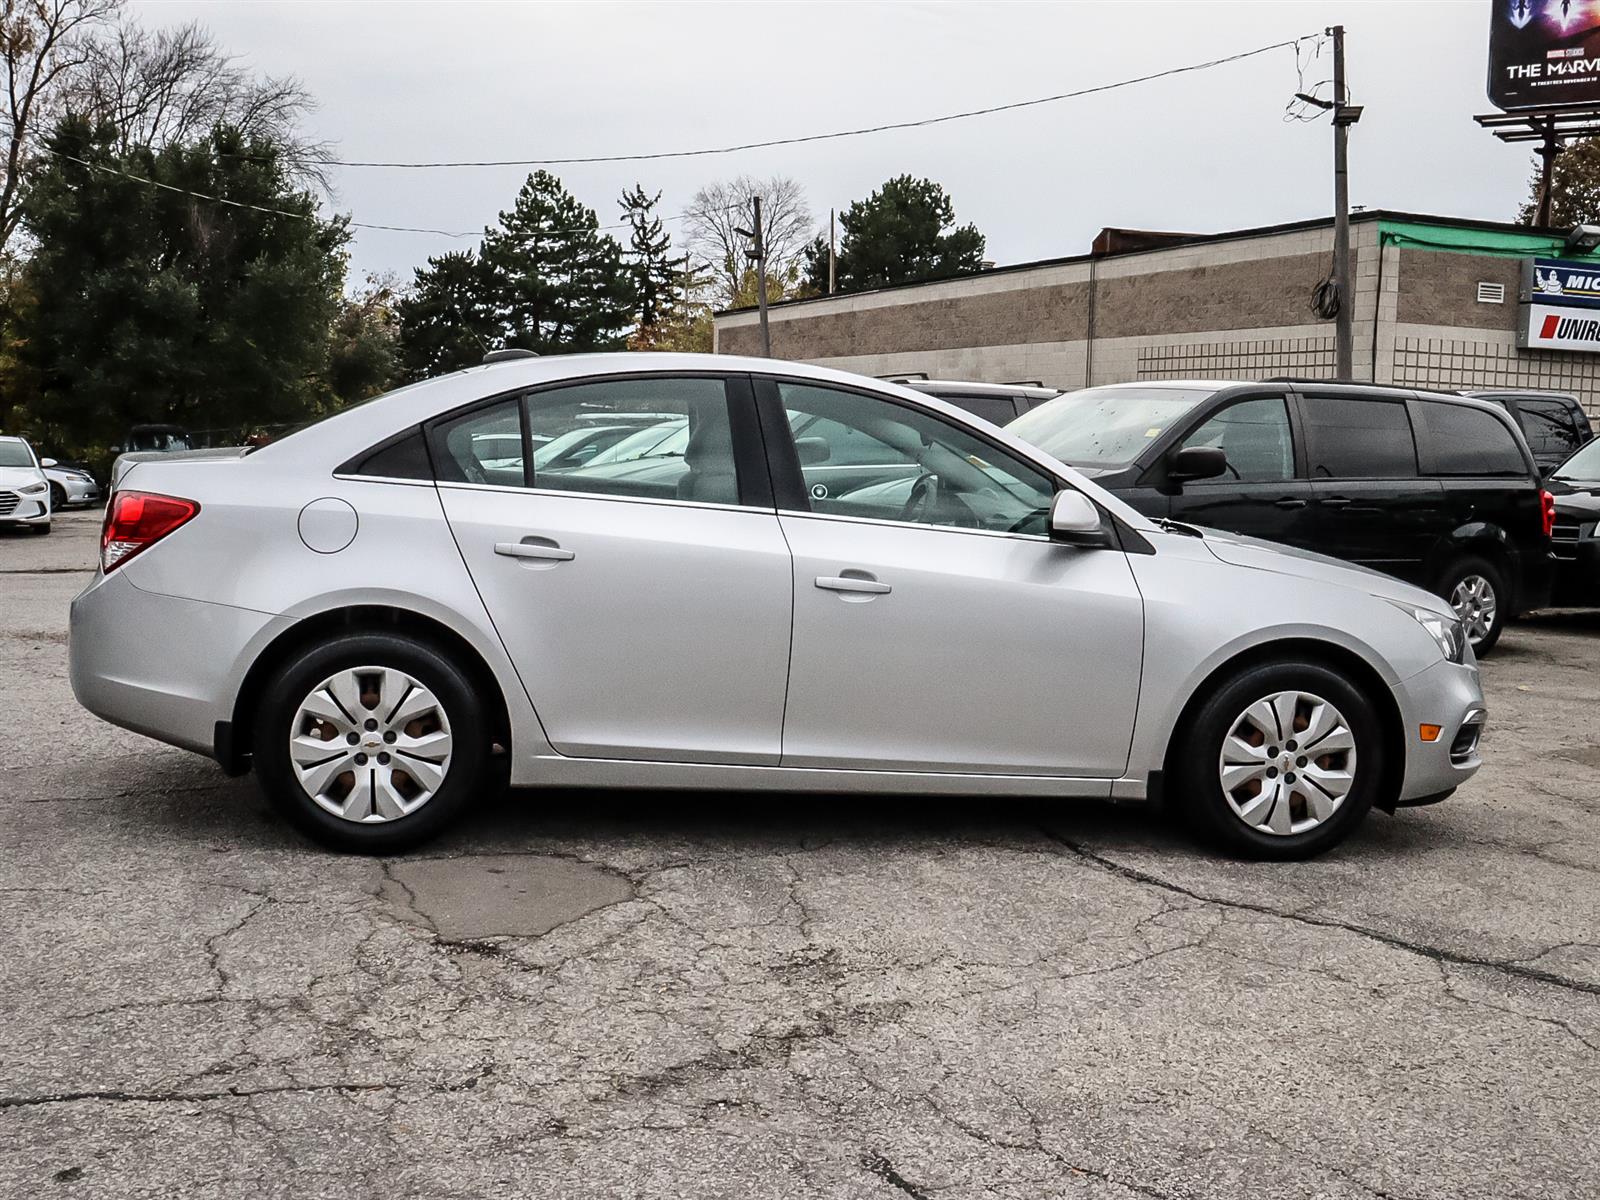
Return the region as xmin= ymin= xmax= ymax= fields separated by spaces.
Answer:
xmin=1 ymin=508 xmax=1596 ymax=1199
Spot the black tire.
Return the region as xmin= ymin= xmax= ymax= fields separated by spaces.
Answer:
xmin=1435 ymin=554 xmax=1506 ymax=657
xmin=48 ymin=483 xmax=66 ymax=511
xmin=1173 ymin=659 xmax=1386 ymax=860
xmin=253 ymin=631 xmax=491 ymax=853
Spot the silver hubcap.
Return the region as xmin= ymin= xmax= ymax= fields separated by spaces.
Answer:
xmin=1449 ymin=574 xmax=1497 ymax=646
xmin=1219 ymin=690 xmax=1358 ymax=836
xmin=289 ymin=666 xmax=453 ymax=824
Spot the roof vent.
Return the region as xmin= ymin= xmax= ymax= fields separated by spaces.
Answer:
xmin=483 ymin=348 xmax=539 ymax=364
xmin=1477 ymin=281 xmax=1506 ymax=304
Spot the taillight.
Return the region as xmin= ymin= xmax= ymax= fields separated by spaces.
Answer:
xmin=1540 ymin=489 xmax=1556 ymax=539
xmin=101 ymin=491 xmax=200 ymax=572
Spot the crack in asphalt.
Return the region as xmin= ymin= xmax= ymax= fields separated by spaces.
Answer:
xmin=0 ymin=1080 xmax=393 ymax=1109
xmin=861 ymin=1152 xmax=935 ymax=1200
xmin=1043 ymin=832 xmax=1600 ymax=999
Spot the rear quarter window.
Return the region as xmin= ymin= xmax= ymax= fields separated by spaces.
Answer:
xmin=1416 ymin=401 xmax=1528 ymax=477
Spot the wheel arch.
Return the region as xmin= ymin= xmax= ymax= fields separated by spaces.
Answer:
xmin=225 ymin=604 xmax=513 ymax=774
xmin=1430 ymin=524 xmax=1520 ymax=611
xmin=1160 ymin=637 xmax=1405 ymax=812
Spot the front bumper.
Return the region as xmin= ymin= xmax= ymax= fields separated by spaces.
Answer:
xmin=1550 ymin=515 xmax=1600 ymax=605
xmin=70 ymin=568 xmax=283 ymax=759
xmin=55 ymin=475 xmax=103 ymax=506
xmin=0 ymin=490 xmax=50 ymax=525
xmin=1390 ymin=658 xmax=1487 ymax=802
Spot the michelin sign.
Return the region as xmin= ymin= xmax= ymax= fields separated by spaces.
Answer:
xmin=1520 ymin=257 xmax=1600 ymax=351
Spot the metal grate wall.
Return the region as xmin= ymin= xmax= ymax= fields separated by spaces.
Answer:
xmin=1137 ymin=337 xmax=1337 ymax=382
xmin=1392 ymin=337 xmax=1600 ymax=415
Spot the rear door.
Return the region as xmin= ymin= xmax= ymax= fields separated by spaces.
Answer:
xmin=433 ymin=373 xmax=793 ymax=766
xmin=1294 ymin=389 xmax=1444 ymax=585
xmin=1161 ymin=392 xmax=1318 ymax=548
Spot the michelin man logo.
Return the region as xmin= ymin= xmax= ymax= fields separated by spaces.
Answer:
xmin=1536 ymin=266 xmax=1566 ymax=296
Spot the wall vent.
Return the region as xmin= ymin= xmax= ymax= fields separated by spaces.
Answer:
xmin=1477 ymin=281 xmax=1506 ymax=304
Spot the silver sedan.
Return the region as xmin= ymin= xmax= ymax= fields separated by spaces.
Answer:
xmin=69 ymin=353 xmax=1486 ymax=858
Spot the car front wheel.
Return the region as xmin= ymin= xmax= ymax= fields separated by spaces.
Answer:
xmin=1175 ymin=660 xmax=1385 ymax=859
xmin=253 ymin=632 xmax=489 ymax=853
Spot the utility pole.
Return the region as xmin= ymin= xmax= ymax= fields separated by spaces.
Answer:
xmin=736 ymin=198 xmax=772 ymax=356
xmin=1535 ymin=119 xmax=1561 ymax=227
xmin=1330 ymin=24 xmax=1358 ymax=380
xmin=829 ymin=208 xmax=837 ymax=295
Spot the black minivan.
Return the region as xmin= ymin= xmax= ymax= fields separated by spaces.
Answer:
xmin=1007 ymin=380 xmax=1554 ymax=654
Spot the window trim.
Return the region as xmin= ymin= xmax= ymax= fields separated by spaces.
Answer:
xmin=750 ymin=373 xmax=1066 ymax=540
xmin=1292 ymin=391 xmax=1421 ymax=482
xmin=1170 ymin=393 xmax=1300 ymax=486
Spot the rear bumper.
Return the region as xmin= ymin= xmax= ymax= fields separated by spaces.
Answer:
xmin=1390 ymin=658 xmax=1487 ymax=802
xmin=69 ymin=569 xmax=282 ymax=760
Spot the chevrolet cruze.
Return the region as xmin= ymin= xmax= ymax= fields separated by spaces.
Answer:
xmin=69 ymin=354 xmax=1486 ymax=858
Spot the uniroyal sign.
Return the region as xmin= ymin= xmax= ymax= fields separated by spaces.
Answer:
xmin=1518 ymin=257 xmax=1600 ymax=352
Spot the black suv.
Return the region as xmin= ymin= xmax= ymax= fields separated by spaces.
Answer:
xmin=1460 ymin=390 xmax=1593 ymax=474
xmin=1008 ymin=380 xmax=1554 ymax=654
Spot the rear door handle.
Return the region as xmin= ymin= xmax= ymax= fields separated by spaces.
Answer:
xmin=1274 ymin=498 xmax=1308 ymax=509
xmin=1318 ymin=496 xmax=1352 ymax=508
xmin=495 ymin=540 xmax=575 ymax=562
xmin=816 ymin=574 xmax=892 ymax=595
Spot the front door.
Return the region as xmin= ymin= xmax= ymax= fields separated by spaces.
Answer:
xmin=760 ymin=379 xmax=1144 ymax=777
xmin=1164 ymin=394 xmax=1318 ymax=549
xmin=434 ymin=375 xmax=792 ymax=765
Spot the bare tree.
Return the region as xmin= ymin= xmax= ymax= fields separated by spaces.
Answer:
xmin=683 ymin=175 xmax=813 ymax=308
xmin=68 ymin=19 xmax=330 ymax=186
xmin=0 ymin=0 xmax=122 ymax=255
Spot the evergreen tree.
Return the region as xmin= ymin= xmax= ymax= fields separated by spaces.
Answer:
xmin=803 ymin=175 xmax=986 ymax=294
xmin=619 ymin=182 xmax=681 ymax=329
xmin=394 ymin=250 xmax=498 ymax=379
xmin=13 ymin=116 xmax=347 ymax=453
xmin=480 ymin=170 xmax=634 ymax=354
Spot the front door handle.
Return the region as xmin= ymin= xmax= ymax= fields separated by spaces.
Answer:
xmin=1274 ymin=498 xmax=1308 ymax=509
xmin=1318 ymin=496 xmax=1352 ymax=508
xmin=495 ymin=540 xmax=575 ymax=562
xmin=816 ymin=574 xmax=892 ymax=595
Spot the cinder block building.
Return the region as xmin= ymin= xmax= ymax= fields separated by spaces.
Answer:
xmin=712 ymin=211 xmax=1600 ymax=414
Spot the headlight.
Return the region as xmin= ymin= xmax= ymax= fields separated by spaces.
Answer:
xmin=1386 ymin=600 xmax=1468 ymax=664
xmin=18 ymin=481 xmax=47 ymax=495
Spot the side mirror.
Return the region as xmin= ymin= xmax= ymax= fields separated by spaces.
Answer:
xmin=795 ymin=436 xmax=831 ymax=466
xmin=109 ymin=446 xmax=123 ymax=456
xmin=39 ymin=457 xmax=57 ymax=468
xmin=1167 ymin=445 xmax=1227 ymax=483
xmin=1049 ymin=490 xmax=1111 ymax=547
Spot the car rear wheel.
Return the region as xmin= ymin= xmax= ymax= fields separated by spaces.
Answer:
xmin=1174 ymin=660 xmax=1385 ymax=860
xmin=253 ymin=632 xmax=489 ymax=853
xmin=1438 ymin=555 xmax=1505 ymax=656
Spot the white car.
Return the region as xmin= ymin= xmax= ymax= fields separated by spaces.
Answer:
xmin=41 ymin=458 xmax=104 ymax=509
xmin=0 ymin=435 xmax=52 ymax=534
xmin=69 ymin=354 xmax=1486 ymax=858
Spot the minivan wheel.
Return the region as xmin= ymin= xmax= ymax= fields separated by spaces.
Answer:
xmin=253 ymin=632 xmax=489 ymax=853
xmin=1438 ymin=556 xmax=1505 ymax=655
xmin=1175 ymin=660 xmax=1384 ymax=860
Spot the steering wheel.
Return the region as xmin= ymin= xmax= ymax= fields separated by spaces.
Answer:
xmin=899 ymin=472 xmax=939 ymax=523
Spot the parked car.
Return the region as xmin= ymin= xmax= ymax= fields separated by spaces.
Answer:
xmin=0 ymin=434 xmax=51 ymax=533
xmin=1546 ymin=437 xmax=1600 ymax=605
xmin=884 ymin=377 xmax=1060 ymax=426
xmin=1007 ymin=380 xmax=1554 ymax=654
xmin=1460 ymin=390 xmax=1593 ymax=474
xmin=70 ymin=354 xmax=1486 ymax=860
xmin=40 ymin=457 xmax=103 ymax=509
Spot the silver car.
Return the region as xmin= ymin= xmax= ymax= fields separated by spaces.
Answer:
xmin=69 ymin=354 xmax=1486 ymax=858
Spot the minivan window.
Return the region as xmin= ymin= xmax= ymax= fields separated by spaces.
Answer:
xmin=1417 ymin=401 xmax=1526 ymax=477
xmin=1179 ymin=397 xmax=1294 ymax=482
xmin=1301 ymin=395 xmax=1417 ymax=479
xmin=1007 ymin=386 xmax=1213 ymax=466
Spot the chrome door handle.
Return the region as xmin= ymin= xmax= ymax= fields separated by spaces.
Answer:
xmin=1319 ymin=496 xmax=1351 ymax=508
xmin=495 ymin=541 xmax=575 ymax=562
xmin=1274 ymin=498 xmax=1307 ymax=509
xmin=815 ymin=575 xmax=891 ymax=595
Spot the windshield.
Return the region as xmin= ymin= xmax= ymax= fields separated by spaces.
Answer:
xmin=1552 ymin=437 xmax=1600 ymax=482
xmin=0 ymin=440 xmax=35 ymax=468
xmin=1006 ymin=386 xmax=1214 ymax=466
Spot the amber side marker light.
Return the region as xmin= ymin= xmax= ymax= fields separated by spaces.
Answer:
xmin=1419 ymin=724 xmax=1443 ymax=743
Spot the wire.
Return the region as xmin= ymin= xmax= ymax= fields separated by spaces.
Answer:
xmin=281 ymin=36 xmax=1317 ymax=170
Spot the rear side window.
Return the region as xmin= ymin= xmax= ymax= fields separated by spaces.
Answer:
xmin=1515 ymin=398 xmax=1583 ymax=461
xmin=1416 ymin=401 xmax=1528 ymax=477
xmin=1300 ymin=395 xmax=1417 ymax=479
xmin=346 ymin=429 xmax=432 ymax=480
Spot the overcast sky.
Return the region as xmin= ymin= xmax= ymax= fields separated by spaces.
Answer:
xmin=133 ymin=0 xmax=1523 ymax=285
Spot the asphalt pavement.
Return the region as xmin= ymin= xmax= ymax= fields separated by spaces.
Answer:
xmin=2 ymin=510 xmax=1596 ymax=1199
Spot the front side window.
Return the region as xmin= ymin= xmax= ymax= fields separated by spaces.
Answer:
xmin=1006 ymin=385 xmax=1213 ymax=467
xmin=1417 ymin=401 xmax=1527 ymax=477
xmin=1300 ymin=395 xmax=1418 ymax=479
xmin=431 ymin=377 xmax=745 ymax=505
xmin=1179 ymin=397 xmax=1294 ymax=482
xmin=778 ymin=382 xmax=1055 ymax=534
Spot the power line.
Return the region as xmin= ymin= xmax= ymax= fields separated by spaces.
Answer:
xmin=285 ymin=36 xmax=1316 ymax=170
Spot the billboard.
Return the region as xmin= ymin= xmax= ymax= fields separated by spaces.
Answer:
xmin=1519 ymin=256 xmax=1600 ymax=350
xmin=1488 ymin=0 xmax=1600 ymax=110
